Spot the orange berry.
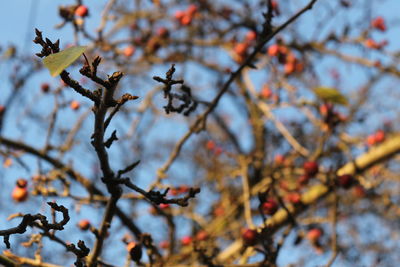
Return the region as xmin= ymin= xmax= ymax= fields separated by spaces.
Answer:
xmin=78 ymin=219 xmax=91 ymax=231
xmin=284 ymin=62 xmax=295 ymax=75
xmin=3 ymin=158 xmax=12 ymax=168
xmin=260 ymin=85 xmax=272 ymax=99
xmin=75 ymin=5 xmax=89 ymax=17
xmin=364 ymin=39 xmax=381 ymax=49
xmin=295 ymin=62 xmax=304 ymax=72
xmin=267 ymin=44 xmax=280 ymax=57
xmin=319 ymin=103 xmax=333 ymax=117
xmin=12 ymin=186 xmax=28 ymax=202
xmin=278 ymin=45 xmax=289 ymax=55
xmin=123 ymin=46 xmax=135 ymax=57
xmin=366 ymin=134 xmax=376 ymax=146
xmin=180 ymin=14 xmax=192 ymax=25
xmin=274 ymin=154 xmax=285 ymax=165
xmin=234 ymin=42 xmax=249 ymax=56
xmin=70 ymin=100 xmax=80 ymax=111
xmin=245 ymin=31 xmax=257 ymax=42
xmin=307 ymin=228 xmax=322 ymax=243
xmin=174 ymin=10 xmax=185 ymax=20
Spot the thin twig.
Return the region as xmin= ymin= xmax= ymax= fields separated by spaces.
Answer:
xmin=240 ymin=158 xmax=255 ymax=229
xmin=156 ymin=0 xmax=318 ymax=180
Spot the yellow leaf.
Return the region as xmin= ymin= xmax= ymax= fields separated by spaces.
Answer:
xmin=313 ymin=87 xmax=348 ymax=105
xmin=43 ymin=46 xmax=87 ymax=77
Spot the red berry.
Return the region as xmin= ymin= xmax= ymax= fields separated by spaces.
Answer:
xmin=187 ymin=4 xmax=198 ymax=16
xmin=213 ymin=205 xmax=225 ymax=217
xmin=179 ymin=185 xmax=189 ymax=194
xmin=169 ymin=188 xmax=179 ymax=196
xmin=371 ymin=16 xmax=386 ymax=32
xmin=41 ymin=83 xmax=50 ymax=93
xmin=126 ymin=242 xmax=142 ymax=262
xmin=262 ymin=198 xmax=278 ymax=215
xmin=174 ymin=10 xmax=185 ymax=20
xmin=159 ymin=203 xmax=170 ymax=209
xmin=78 ymin=219 xmax=91 ymax=231
xmin=353 ymin=185 xmax=366 ymax=198
xmin=286 ymin=192 xmax=302 ymax=204
xmin=303 ymin=161 xmax=319 ymax=177
xmin=181 ymin=236 xmax=192 ymax=246
xmin=271 ymin=0 xmax=280 ymax=15
xmin=157 ymin=27 xmax=169 ymax=38
xmin=242 ymin=228 xmax=258 ymax=246
xmin=214 ymin=146 xmax=223 ymax=156
xmin=307 ymin=228 xmax=322 ymax=243
xmin=159 ymin=240 xmax=169 ymax=249
xmin=75 ymin=5 xmax=89 ymax=17
xmin=337 ymin=174 xmax=354 ymax=189
xmin=12 ymin=186 xmax=28 ymax=202
xmin=274 ymin=154 xmax=285 ymax=165
xmin=374 ymin=130 xmax=385 ymax=143
xmin=298 ymin=174 xmax=310 ymax=186
xmin=206 ymin=140 xmax=216 ymax=150
xmin=319 ymin=103 xmax=333 ymax=117
xmin=196 ymin=230 xmax=208 ymax=241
